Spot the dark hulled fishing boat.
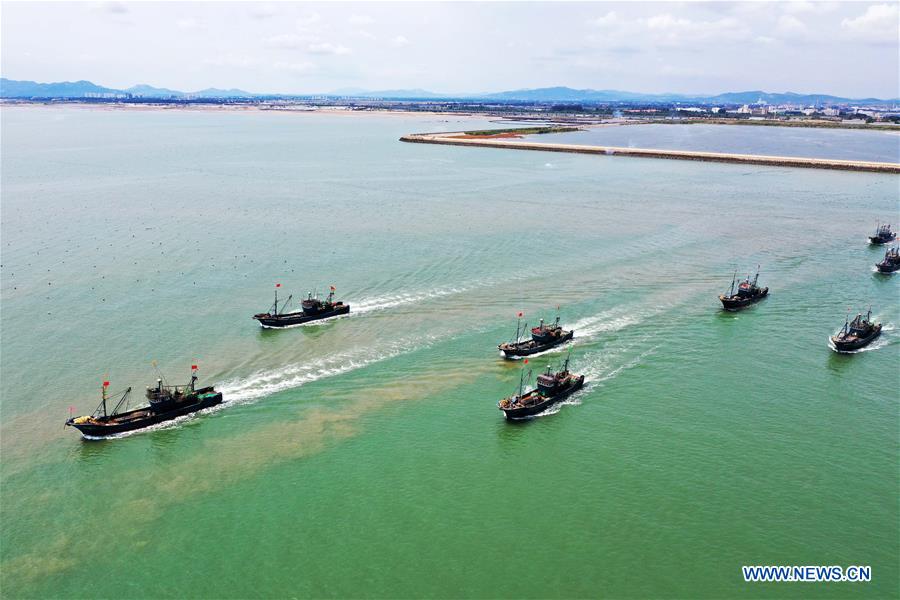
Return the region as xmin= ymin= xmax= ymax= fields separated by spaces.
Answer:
xmin=65 ymin=367 xmax=223 ymax=438
xmin=719 ymin=267 xmax=768 ymax=310
xmin=498 ymin=311 xmax=574 ymax=358
xmin=830 ymin=309 xmax=882 ymax=353
xmin=497 ymin=356 xmax=585 ymax=420
xmin=253 ymin=284 xmax=349 ymax=328
xmin=869 ymin=223 xmax=896 ymax=245
xmin=875 ymin=246 xmax=900 ymax=273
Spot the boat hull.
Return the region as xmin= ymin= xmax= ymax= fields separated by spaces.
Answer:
xmin=254 ymin=304 xmax=350 ymax=327
xmin=875 ymin=261 xmax=900 ymax=273
xmin=719 ymin=288 xmax=768 ymax=311
xmin=66 ymin=392 xmax=223 ymax=437
xmin=500 ymin=376 xmax=585 ymax=420
xmin=869 ymin=234 xmax=897 ymax=245
xmin=498 ymin=330 xmax=574 ymax=358
xmin=830 ymin=325 xmax=882 ymax=352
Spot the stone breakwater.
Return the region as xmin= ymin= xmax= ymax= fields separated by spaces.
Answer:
xmin=400 ymin=132 xmax=900 ymax=174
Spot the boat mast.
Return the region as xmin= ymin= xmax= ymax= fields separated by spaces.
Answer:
xmin=151 ymin=359 xmax=168 ymax=390
xmin=111 ymin=387 xmax=133 ymax=415
xmin=555 ymin=305 xmax=560 ymax=327
xmin=274 ymin=283 xmax=282 ymax=315
xmin=729 ymin=270 xmax=736 ymax=297
xmin=101 ymin=379 xmax=109 ymax=417
xmin=190 ymin=364 xmax=198 ymax=391
xmin=752 ymin=265 xmax=760 ymax=287
xmin=515 ymin=312 xmax=523 ymax=343
xmin=518 ymin=358 xmax=529 ymax=398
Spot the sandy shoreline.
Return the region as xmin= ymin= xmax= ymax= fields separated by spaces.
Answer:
xmin=4 ymin=103 xmax=897 ymax=133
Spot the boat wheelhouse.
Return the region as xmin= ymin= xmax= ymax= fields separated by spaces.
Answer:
xmin=875 ymin=246 xmax=900 ymax=273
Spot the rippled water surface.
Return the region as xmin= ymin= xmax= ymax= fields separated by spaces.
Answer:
xmin=1 ymin=107 xmax=898 ymax=598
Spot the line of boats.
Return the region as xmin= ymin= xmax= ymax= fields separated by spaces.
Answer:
xmin=871 ymin=222 xmax=900 ymax=273
xmin=833 ymin=222 xmax=894 ymax=350
xmin=65 ymin=222 xmax=898 ymax=437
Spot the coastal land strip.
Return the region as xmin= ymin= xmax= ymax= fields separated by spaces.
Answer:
xmin=400 ymin=129 xmax=900 ymax=174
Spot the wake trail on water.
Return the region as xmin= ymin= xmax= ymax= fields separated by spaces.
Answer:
xmin=218 ymin=335 xmax=440 ymax=403
xmin=498 ymin=308 xmax=644 ymax=361
xmin=350 ymin=266 xmax=590 ymax=317
xmin=348 ymin=271 xmax=535 ymax=316
xmin=88 ymin=335 xmax=443 ymax=440
xmin=531 ymin=341 xmax=659 ymax=418
xmin=569 ymin=310 xmax=643 ymax=340
xmin=350 ymin=285 xmax=474 ymax=315
xmin=567 ymin=297 xmax=680 ymax=343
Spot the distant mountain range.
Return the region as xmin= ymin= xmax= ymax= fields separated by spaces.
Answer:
xmin=479 ymin=86 xmax=896 ymax=105
xmin=1 ymin=78 xmax=895 ymax=105
xmin=328 ymin=87 xmax=447 ymax=99
xmin=0 ymin=78 xmax=254 ymax=99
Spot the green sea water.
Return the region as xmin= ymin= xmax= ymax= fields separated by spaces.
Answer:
xmin=1 ymin=107 xmax=898 ymax=599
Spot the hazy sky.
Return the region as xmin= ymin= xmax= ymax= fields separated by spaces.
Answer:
xmin=2 ymin=1 xmax=898 ymax=97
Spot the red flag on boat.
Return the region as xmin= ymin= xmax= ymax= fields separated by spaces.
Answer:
xmin=103 ymin=381 xmax=110 ymax=387
xmin=191 ymin=364 xmax=198 ymax=370
xmin=517 ymin=312 xmax=523 ymax=317
xmin=275 ymin=283 xmax=281 ymax=288
xmin=330 ymin=285 xmax=336 ymax=291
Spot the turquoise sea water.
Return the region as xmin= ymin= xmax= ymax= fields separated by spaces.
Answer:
xmin=527 ymin=123 xmax=900 ymax=163
xmin=1 ymin=107 xmax=898 ymax=598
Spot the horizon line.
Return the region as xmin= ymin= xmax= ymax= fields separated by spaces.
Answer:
xmin=1 ymin=76 xmax=898 ymax=103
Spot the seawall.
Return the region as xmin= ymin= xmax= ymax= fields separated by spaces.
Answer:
xmin=400 ymin=133 xmax=900 ymax=174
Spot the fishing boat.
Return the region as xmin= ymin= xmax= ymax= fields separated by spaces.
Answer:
xmin=868 ymin=222 xmax=897 ymax=245
xmin=66 ymin=366 xmax=223 ymax=438
xmin=830 ymin=309 xmax=882 ymax=353
xmin=719 ymin=266 xmax=768 ymax=310
xmin=498 ymin=355 xmax=585 ymax=420
xmin=253 ymin=284 xmax=349 ymax=328
xmin=875 ymin=245 xmax=900 ymax=273
xmin=498 ymin=310 xmax=574 ymax=358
